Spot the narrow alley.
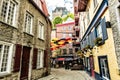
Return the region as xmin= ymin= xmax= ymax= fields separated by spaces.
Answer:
xmin=39 ymin=68 xmax=95 ymax=80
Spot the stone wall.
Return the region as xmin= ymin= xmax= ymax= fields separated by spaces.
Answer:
xmin=31 ymin=68 xmax=46 ymax=80
xmin=108 ymin=0 xmax=120 ymax=68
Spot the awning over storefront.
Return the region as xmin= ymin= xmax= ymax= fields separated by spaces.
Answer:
xmin=56 ymin=58 xmax=65 ymax=61
xmin=65 ymin=58 xmax=73 ymax=61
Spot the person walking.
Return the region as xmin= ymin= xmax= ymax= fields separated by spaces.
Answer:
xmin=53 ymin=60 xmax=56 ymax=68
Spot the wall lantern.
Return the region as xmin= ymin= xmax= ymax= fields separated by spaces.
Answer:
xmin=106 ymin=21 xmax=111 ymax=28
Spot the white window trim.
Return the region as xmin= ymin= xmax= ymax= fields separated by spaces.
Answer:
xmin=37 ymin=49 xmax=44 ymax=69
xmin=0 ymin=0 xmax=17 ymax=26
xmin=96 ymin=23 xmax=103 ymax=39
xmin=0 ymin=41 xmax=13 ymax=76
xmin=38 ymin=21 xmax=45 ymax=40
xmin=24 ymin=12 xmax=33 ymax=35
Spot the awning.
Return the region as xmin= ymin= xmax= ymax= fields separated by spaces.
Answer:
xmin=65 ymin=58 xmax=73 ymax=61
xmin=56 ymin=58 xmax=65 ymax=61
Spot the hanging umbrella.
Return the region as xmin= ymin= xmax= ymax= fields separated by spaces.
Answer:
xmin=58 ymin=40 xmax=65 ymax=45
xmin=60 ymin=38 xmax=66 ymax=40
xmin=67 ymin=39 xmax=73 ymax=43
xmin=52 ymin=38 xmax=59 ymax=41
xmin=66 ymin=37 xmax=71 ymax=41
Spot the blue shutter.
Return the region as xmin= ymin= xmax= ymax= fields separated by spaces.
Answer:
xmin=91 ymin=29 xmax=97 ymax=46
xmin=89 ymin=33 xmax=92 ymax=46
xmin=86 ymin=36 xmax=88 ymax=46
xmin=101 ymin=17 xmax=108 ymax=40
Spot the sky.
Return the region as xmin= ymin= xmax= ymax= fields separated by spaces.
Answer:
xmin=45 ymin=0 xmax=73 ymax=19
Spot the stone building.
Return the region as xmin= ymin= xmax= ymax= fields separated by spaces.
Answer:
xmin=75 ymin=0 xmax=120 ymax=80
xmin=108 ymin=0 xmax=120 ymax=69
xmin=52 ymin=7 xmax=69 ymax=19
xmin=0 ymin=0 xmax=52 ymax=80
xmin=56 ymin=21 xmax=75 ymax=54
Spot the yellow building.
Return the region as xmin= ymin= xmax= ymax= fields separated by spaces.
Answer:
xmin=76 ymin=0 xmax=120 ymax=80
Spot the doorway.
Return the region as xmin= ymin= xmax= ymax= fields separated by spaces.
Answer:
xmin=20 ymin=46 xmax=31 ymax=80
xmin=98 ymin=56 xmax=110 ymax=80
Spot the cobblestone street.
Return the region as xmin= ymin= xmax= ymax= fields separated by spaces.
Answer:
xmin=38 ymin=68 xmax=95 ymax=80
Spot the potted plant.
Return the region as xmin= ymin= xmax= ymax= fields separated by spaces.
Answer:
xmin=94 ymin=37 xmax=103 ymax=46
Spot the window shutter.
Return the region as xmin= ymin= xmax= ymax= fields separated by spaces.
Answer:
xmin=13 ymin=44 xmax=22 ymax=72
xmin=89 ymin=33 xmax=92 ymax=47
xmin=101 ymin=17 xmax=108 ymax=40
xmin=32 ymin=48 xmax=38 ymax=69
xmin=76 ymin=31 xmax=79 ymax=37
xmin=91 ymin=29 xmax=96 ymax=46
xmin=86 ymin=36 xmax=88 ymax=46
xmin=44 ymin=50 xmax=47 ymax=67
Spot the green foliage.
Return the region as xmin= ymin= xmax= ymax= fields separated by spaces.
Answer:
xmin=68 ymin=13 xmax=74 ymax=19
xmin=76 ymin=50 xmax=82 ymax=55
xmin=52 ymin=13 xmax=74 ymax=29
xmin=62 ymin=13 xmax=74 ymax=22
xmin=53 ymin=16 xmax=63 ymax=27
xmin=76 ymin=50 xmax=84 ymax=58
xmin=85 ymin=45 xmax=93 ymax=50
xmin=94 ymin=37 xmax=103 ymax=46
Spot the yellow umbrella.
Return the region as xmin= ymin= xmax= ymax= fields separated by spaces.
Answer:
xmin=52 ymin=38 xmax=59 ymax=41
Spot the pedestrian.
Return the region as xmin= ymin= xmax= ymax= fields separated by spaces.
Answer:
xmin=53 ymin=60 xmax=56 ymax=68
xmin=66 ymin=61 xmax=69 ymax=69
xmin=69 ymin=62 xmax=72 ymax=69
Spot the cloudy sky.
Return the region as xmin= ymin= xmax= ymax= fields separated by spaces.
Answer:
xmin=45 ymin=0 xmax=73 ymax=19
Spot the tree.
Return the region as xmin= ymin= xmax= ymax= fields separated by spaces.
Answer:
xmin=62 ymin=13 xmax=74 ymax=22
xmin=53 ymin=16 xmax=63 ymax=29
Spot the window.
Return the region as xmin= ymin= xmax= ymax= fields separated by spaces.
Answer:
xmin=68 ymin=26 xmax=72 ymax=30
xmin=69 ymin=48 xmax=73 ymax=54
xmin=0 ymin=42 xmax=13 ymax=76
xmin=1 ymin=0 xmax=17 ymax=25
xmin=63 ymin=49 xmax=67 ymax=54
xmin=93 ymin=0 xmax=98 ymax=9
xmin=96 ymin=24 xmax=103 ymax=38
xmin=63 ymin=27 xmax=66 ymax=30
xmin=24 ymin=12 xmax=33 ymax=34
xmin=98 ymin=56 xmax=110 ymax=79
xmin=69 ymin=33 xmax=72 ymax=37
xmin=38 ymin=22 xmax=44 ymax=39
xmin=63 ymin=33 xmax=66 ymax=38
xmin=37 ymin=49 xmax=44 ymax=69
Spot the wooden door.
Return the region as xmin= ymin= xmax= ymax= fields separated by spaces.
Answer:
xmin=89 ymin=55 xmax=95 ymax=77
xmin=20 ymin=46 xmax=31 ymax=80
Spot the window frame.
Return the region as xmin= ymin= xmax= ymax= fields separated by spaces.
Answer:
xmin=93 ymin=0 xmax=98 ymax=9
xmin=24 ymin=11 xmax=33 ymax=35
xmin=0 ymin=0 xmax=17 ymax=26
xmin=38 ymin=22 xmax=44 ymax=40
xmin=37 ymin=49 xmax=44 ymax=69
xmin=0 ymin=41 xmax=13 ymax=76
xmin=96 ymin=23 xmax=103 ymax=39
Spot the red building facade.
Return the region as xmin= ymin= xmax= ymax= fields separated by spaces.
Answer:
xmin=56 ymin=22 xmax=75 ymax=54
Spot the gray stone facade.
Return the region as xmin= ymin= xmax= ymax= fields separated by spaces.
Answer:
xmin=108 ymin=1 xmax=120 ymax=68
xmin=0 ymin=0 xmax=51 ymax=80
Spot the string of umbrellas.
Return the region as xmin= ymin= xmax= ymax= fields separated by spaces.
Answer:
xmin=50 ymin=37 xmax=77 ymax=51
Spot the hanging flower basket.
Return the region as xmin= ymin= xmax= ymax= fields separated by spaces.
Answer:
xmin=85 ymin=45 xmax=93 ymax=50
xmin=94 ymin=37 xmax=103 ymax=46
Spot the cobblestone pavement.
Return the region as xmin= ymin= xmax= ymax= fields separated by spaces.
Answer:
xmin=38 ymin=68 xmax=95 ymax=80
